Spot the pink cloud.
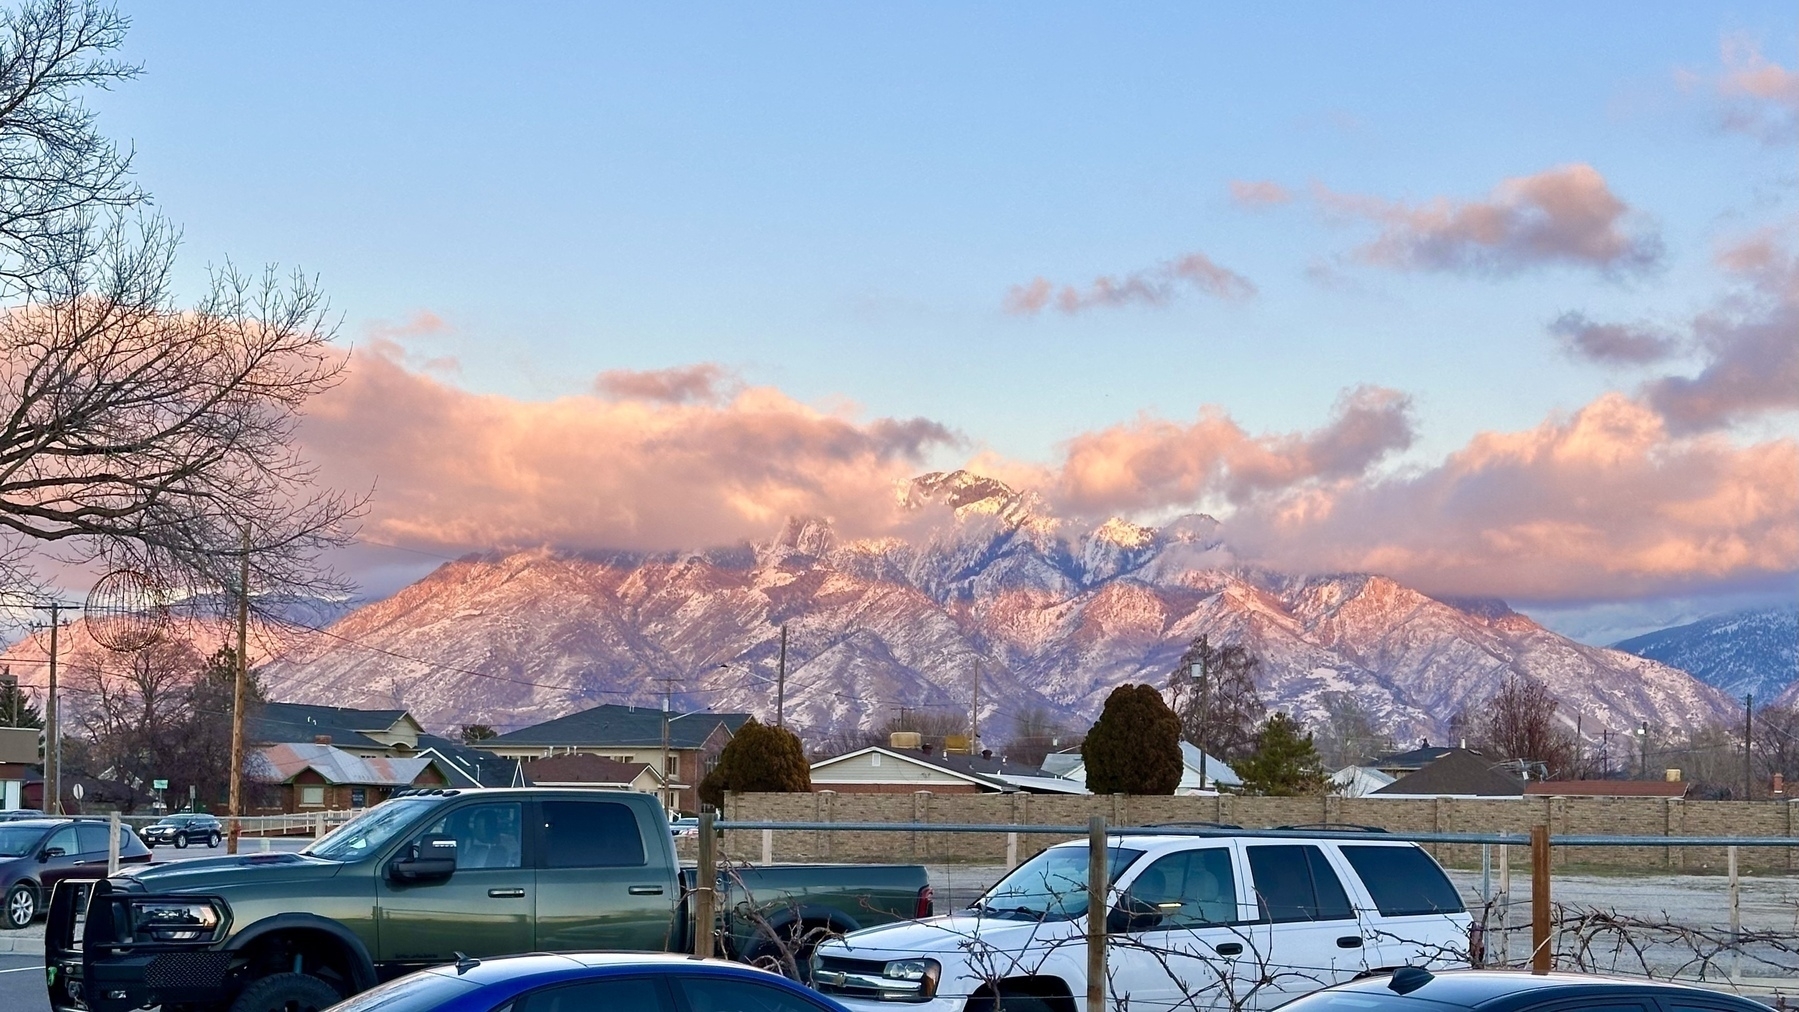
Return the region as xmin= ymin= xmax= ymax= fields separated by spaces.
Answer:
xmin=301 ymin=350 xmax=957 ymax=553
xmin=1711 ymin=36 xmax=1798 ymax=142
xmin=1229 ymin=180 xmax=1294 ymax=207
xmin=594 ymin=363 xmax=740 ymax=404
xmin=1549 ymin=312 xmax=1681 ymax=366
xmin=1005 ymin=252 xmax=1255 ymax=315
xmin=1049 ymin=385 xmax=1415 ymax=515
xmin=1224 ymin=394 xmax=1798 ymax=601
xmin=1315 ymin=164 xmax=1662 ymax=276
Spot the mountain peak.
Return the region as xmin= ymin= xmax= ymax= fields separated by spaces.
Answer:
xmin=903 ymin=470 xmax=1022 ymax=512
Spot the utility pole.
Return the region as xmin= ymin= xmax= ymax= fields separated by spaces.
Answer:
xmin=970 ymin=658 xmax=980 ymax=751
xmin=227 ymin=531 xmax=250 ymax=854
xmin=45 ymin=602 xmax=59 ymax=815
xmin=660 ymin=674 xmax=673 ymax=813
xmin=776 ymin=625 xmax=787 ymax=731
xmin=1638 ymin=721 xmax=1649 ymax=779
xmin=1196 ymin=650 xmax=1210 ymax=791
xmin=1745 ymin=692 xmax=1754 ymax=802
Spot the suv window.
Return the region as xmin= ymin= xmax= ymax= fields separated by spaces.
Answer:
xmin=44 ymin=825 xmax=76 ymax=856
xmin=1246 ymin=845 xmax=1353 ymax=922
xmin=1124 ymin=847 xmax=1238 ymax=927
xmin=1339 ymin=845 xmax=1464 ymax=916
xmin=76 ymin=823 xmax=111 ymax=854
xmin=416 ymin=802 xmax=523 ymax=870
xmin=542 ymin=800 xmax=645 ymax=868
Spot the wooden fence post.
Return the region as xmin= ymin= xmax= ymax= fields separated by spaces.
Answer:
xmin=1530 ymin=825 xmax=1551 ymax=974
xmin=695 ymin=811 xmax=717 ymax=958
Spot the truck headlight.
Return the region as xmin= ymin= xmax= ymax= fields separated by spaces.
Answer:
xmin=882 ymin=959 xmax=940 ymax=998
xmin=130 ymin=900 xmax=226 ymax=943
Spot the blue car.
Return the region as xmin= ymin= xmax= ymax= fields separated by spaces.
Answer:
xmin=325 ymin=953 xmax=857 ymax=1012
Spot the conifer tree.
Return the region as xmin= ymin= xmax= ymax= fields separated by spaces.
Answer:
xmin=699 ymin=719 xmax=810 ymax=809
xmin=1082 ymin=684 xmax=1182 ymax=795
xmin=1237 ymin=712 xmax=1328 ymax=796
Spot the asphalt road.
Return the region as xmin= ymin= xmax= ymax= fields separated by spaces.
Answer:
xmin=0 ymin=950 xmax=42 ymax=1012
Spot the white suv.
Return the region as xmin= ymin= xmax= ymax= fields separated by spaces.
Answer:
xmin=811 ymin=831 xmax=1472 ymax=1012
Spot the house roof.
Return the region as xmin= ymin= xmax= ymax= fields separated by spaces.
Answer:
xmin=810 ymin=746 xmax=1014 ymax=791
xmin=251 ymin=742 xmax=436 ymax=787
xmin=1371 ymin=750 xmax=1525 ymax=798
xmin=1331 ymin=765 xmax=1399 ymax=798
xmin=1371 ymin=745 xmax=1465 ymax=772
xmin=415 ymin=734 xmax=527 ymax=788
xmin=1523 ymin=780 xmax=1691 ymax=798
xmin=489 ymin=704 xmax=751 ymax=749
xmin=522 ymin=753 xmax=659 ymax=787
xmin=1046 ymin=743 xmax=1242 ymax=792
xmin=251 ymin=702 xmax=415 ymax=749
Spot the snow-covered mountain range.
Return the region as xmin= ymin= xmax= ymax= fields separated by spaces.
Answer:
xmin=258 ymin=471 xmax=1737 ymax=746
xmin=1613 ymin=606 xmax=1798 ymax=705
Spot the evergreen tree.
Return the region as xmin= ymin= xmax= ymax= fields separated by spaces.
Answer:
xmin=699 ymin=719 xmax=810 ymax=809
xmin=1236 ymin=712 xmax=1328 ymax=797
xmin=1082 ymin=684 xmax=1182 ymax=795
xmin=0 ymin=678 xmax=42 ymax=729
xmin=1166 ymin=636 xmax=1265 ymax=762
xmin=460 ymin=723 xmax=498 ymax=745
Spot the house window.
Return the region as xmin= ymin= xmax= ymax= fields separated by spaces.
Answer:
xmin=704 ymin=753 xmax=721 ymax=776
xmin=350 ymin=787 xmax=366 ymax=808
xmin=665 ymin=755 xmax=680 ymax=778
xmin=299 ymin=785 xmax=326 ymax=807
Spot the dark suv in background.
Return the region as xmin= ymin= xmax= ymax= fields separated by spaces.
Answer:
xmin=0 ymin=818 xmax=149 ymax=928
xmin=140 ymin=812 xmax=223 ymax=849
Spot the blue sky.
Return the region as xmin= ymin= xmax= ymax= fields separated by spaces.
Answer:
xmin=91 ymin=2 xmax=1799 ymax=640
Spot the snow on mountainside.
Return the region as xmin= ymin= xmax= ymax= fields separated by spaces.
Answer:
xmin=1613 ymin=606 xmax=1798 ymax=704
xmin=262 ymin=470 xmax=1737 ymax=744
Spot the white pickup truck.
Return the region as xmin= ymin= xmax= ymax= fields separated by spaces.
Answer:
xmin=811 ymin=830 xmax=1473 ymax=1012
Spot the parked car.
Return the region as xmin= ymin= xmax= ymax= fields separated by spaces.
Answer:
xmin=671 ymin=816 xmax=700 ymax=838
xmin=0 ymin=809 xmax=45 ymax=822
xmin=813 ymin=830 xmax=1473 ymax=1012
xmin=324 ymin=953 xmax=858 ymax=1012
xmin=48 ymin=787 xmax=931 ymax=1012
xmin=140 ymin=812 xmax=223 ymax=849
xmin=0 ymin=818 xmax=149 ymax=929
xmin=1280 ymin=967 xmax=1770 ymax=1012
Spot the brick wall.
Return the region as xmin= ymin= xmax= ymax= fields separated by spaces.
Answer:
xmin=720 ymin=792 xmax=1799 ymax=871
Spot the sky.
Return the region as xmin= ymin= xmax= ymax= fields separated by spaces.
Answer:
xmin=87 ymin=2 xmax=1799 ymax=642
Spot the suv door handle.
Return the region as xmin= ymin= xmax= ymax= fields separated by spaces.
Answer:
xmin=628 ymin=885 xmax=665 ymax=895
xmin=1214 ymin=942 xmax=1243 ymax=956
xmin=487 ymin=888 xmax=525 ymax=898
xmin=1336 ymin=936 xmax=1364 ymax=949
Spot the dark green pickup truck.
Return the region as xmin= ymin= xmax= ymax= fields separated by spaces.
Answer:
xmin=46 ymin=788 xmax=930 ymax=1012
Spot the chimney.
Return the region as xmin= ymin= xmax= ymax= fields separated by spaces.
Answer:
xmin=314 ymin=734 xmax=332 ymax=746
xmin=1774 ymin=773 xmax=1786 ymax=796
xmin=981 ymin=749 xmax=993 ymax=760
xmin=921 ymin=742 xmax=934 ymax=756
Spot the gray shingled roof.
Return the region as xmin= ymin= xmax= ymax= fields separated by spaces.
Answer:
xmin=490 ymin=704 xmax=751 ymax=749
xmin=251 ymin=702 xmax=411 ymax=749
xmin=1372 ymin=750 xmax=1525 ymax=797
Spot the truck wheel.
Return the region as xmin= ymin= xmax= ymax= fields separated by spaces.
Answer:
xmin=174 ymin=833 xmax=189 ymax=849
xmin=2 ymin=883 xmax=35 ymax=929
xmin=229 ymin=972 xmax=341 ymax=1012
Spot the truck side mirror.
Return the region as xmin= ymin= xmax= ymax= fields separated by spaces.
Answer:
xmin=388 ymin=833 xmax=457 ymax=883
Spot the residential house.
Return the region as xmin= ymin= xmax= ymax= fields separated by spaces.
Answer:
xmin=810 ymin=743 xmax=1016 ymax=794
xmin=250 ymin=742 xmax=450 ymax=813
xmin=1370 ymin=744 xmax=1467 ymax=779
xmin=521 ymin=753 xmax=661 ymax=793
xmin=1329 ymin=765 xmax=1398 ymax=798
xmin=1370 ymin=750 xmax=1525 ymax=798
xmin=252 ymin=701 xmax=525 ymax=788
xmin=1047 ymin=742 xmax=1243 ymax=795
xmin=0 ymin=726 xmax=36 ymax=809
xmin=485 ymin=704 xmax=750 ymax=813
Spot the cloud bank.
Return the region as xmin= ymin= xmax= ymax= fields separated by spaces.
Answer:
xmin=1006 ymin=252 xmax=1255 ymax=314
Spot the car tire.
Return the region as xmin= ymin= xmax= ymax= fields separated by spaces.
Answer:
xmin=228 ymin=972 xmax=342 ymax=1012
xmin=174 ymin=833 xmax=188 ymax=849
xmin=2 ymin=882 xmax=36 ymax=930
xmin=969 ymin=995 xmax=1056 ymax=1012
xmin=208 ymin=832 xmax=221 ymax=848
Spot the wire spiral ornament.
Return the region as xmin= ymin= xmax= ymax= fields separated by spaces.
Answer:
xmin=83 ymin=569 xmax=172 ymax=653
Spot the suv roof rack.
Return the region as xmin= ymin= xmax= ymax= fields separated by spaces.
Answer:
xmin=1274 ymin=823 xmax=1388 ymax=833
xmin=1143 ymin=821 xmax=1244 ymax=830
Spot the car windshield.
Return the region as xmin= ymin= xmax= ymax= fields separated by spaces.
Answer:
xmin=157 ymin=816 xmax=189 ymax=825
xmin=0 ymin=825 xmax=45 ymax=857
xmin=972 ymin=843 xmax=1144 ymax=921
xmin=303 ymin=798 xmax=440 ymax=861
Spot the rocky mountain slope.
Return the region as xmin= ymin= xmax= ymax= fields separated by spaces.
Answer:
xmin=257 ymin=471 xmax=1736 ymax=749
xmin=1613 ymin=606 xmax=1797 ymax=704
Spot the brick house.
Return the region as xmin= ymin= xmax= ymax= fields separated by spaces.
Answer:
xmin=250 ymin=742 xmax=450 ymax=813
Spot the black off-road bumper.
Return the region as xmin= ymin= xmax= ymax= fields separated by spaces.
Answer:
xmin=46 ymin=879 xmax=234 ymax=1012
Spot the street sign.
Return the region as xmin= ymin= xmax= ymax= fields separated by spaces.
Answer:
xmin=152 ymin=779 xmax=168 ymax=790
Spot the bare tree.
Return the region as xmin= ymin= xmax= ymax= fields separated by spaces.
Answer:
xmin=1312 ymin=691 xmax=1392 ymax=769
xmin=0 ymin=1 xmax=362 ymax=600
xmin=1166 ymin=635 xmax=1265 ymax=762
xmin=1470 ymin=674 xmax=1576 ymax=779
xmin=1000 ymin=705 xmax=1075 ymax=767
